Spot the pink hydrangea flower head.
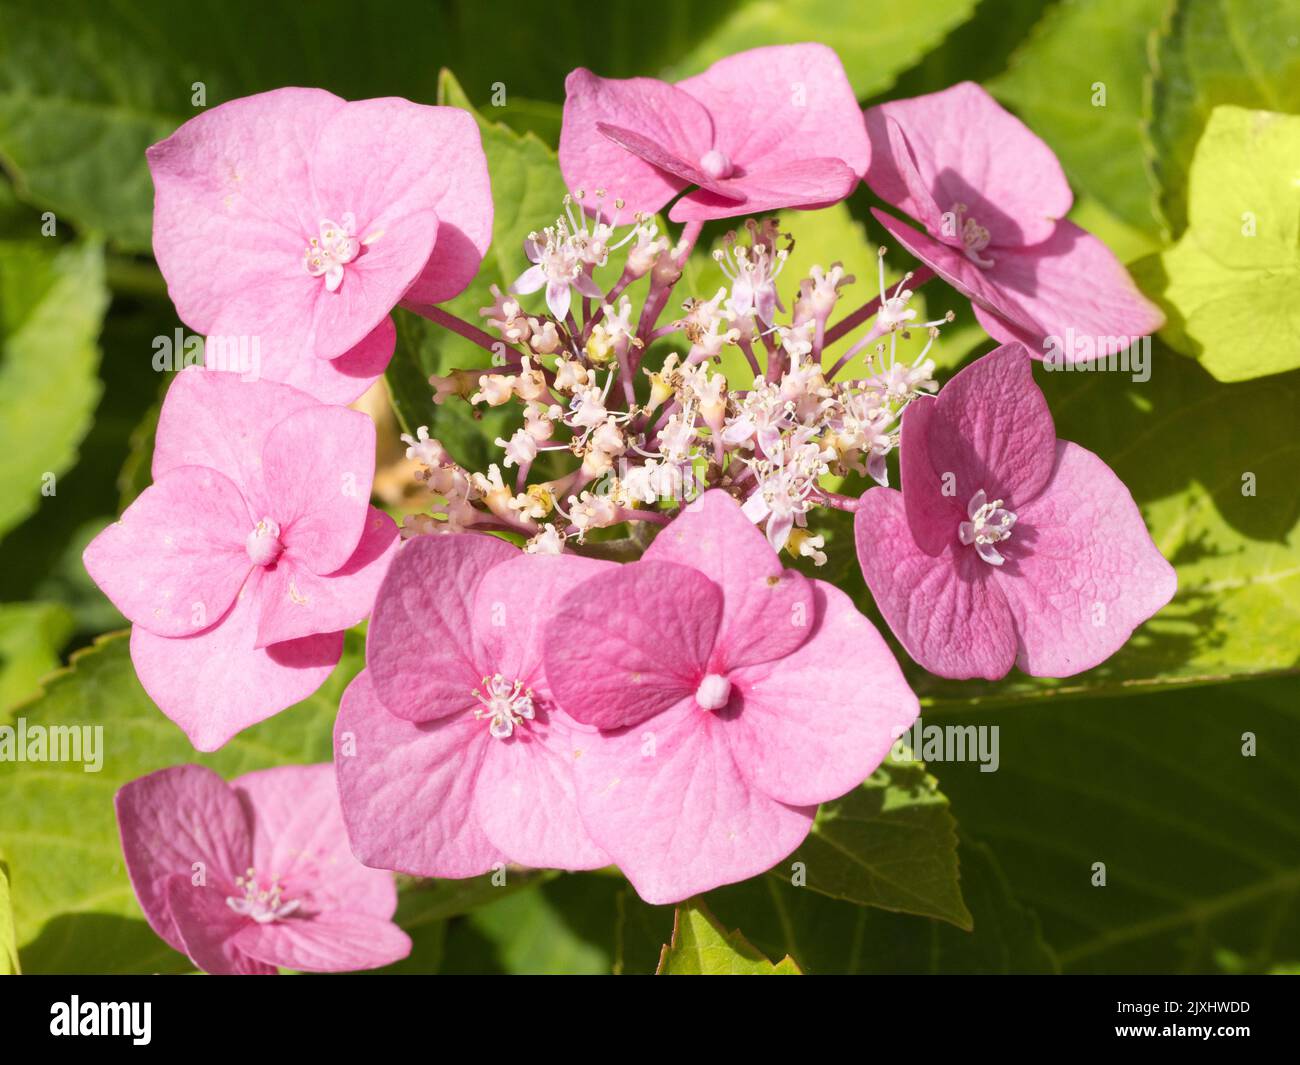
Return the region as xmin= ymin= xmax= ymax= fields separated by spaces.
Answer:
xmin=147 ymin=88 xmax=492 ymax=403
xmin=334 ymin=534 xmax=614 ymax=877
xmin=540 ymin=490 xmax=919 ymax=904
xmin=83 ymin=371 xmax=397 ymax=750
xmin=854 ymin=343 xmax=1176 ymax=680
xmin=560 ymin=44 xmax=869 ymax=223
xmin=863 ymin=82 xmax=1162 ymax=356
xmin=116 ymin=763 xmax=410 ymax=974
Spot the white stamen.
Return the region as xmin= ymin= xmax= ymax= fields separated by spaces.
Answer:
xmin=958 ymin=488 xmax=1017 ymax=565
xmin=473 ymin=674 xmax=536 ymax=739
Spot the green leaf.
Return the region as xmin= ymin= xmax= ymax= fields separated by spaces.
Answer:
xmin=782 ymin=754 xmax=972 ymax=928
xmin=1139 ymin=105 xmax=1300 ymax=381
xmin=656 ymin=899 xmax=801 ymax=974
xmin=0 ymin=601 xmax=74 ymax=712
xmin=987 ymin=0 xmax=1166 ymax=236
xmin=0 ymin=239 xmax=107 ymax=539
xmin=1147 ymin=0 xmax=1300 ymax=236
xmin=384 ymin=69 xmax=569 ymax=467
xmin=916 ymin=344 xmax=1300 ymax=708
xmin=928 ymin=676 xmax=1300 ymax=973
xmin=666 ymin=0 xmax=980 ymax=99
xmin=0 ymin=859 xmax=17 ymax=974
xmin=0 ymin=630 xmax=363 ymax=974
xmin=704 ymin=838 xmax=1057 ymax=974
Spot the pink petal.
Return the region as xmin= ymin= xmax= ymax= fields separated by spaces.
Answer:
xmin=262 ymin=404 xmax=376 ymax=576
xmin=560 ymin=68 xmax=716 ymax=219
xmin=233 ymin=911 xmax=411 ymax=973
xmin=966 ymin=223 xmax=1166 ymax=357
xmin=866 ymin=81 xmax=1071 ymax=248
xmin=543 ymin=560 xmax=722 ymax=731
xmin=670 ymin=157 xmax=859 ymax=222
xmin=334 ymin=670 xmax=504 ymax=878
xmin=147 ymin=88 xmax=345 ymax=337
xmin=83 ymin=466 xmax=251 ymax=638
xmin=130 ymin=587 xmax=342 ymax=751
xmin=926 ymin=342 xmax=1058 ymax=512
xmin=594 ymin=122 xmax=744 ymax=200
xmin=725 ymin=581 xmax=919 ymax=806
xmin=164 ymin=875 xmax=275 ymax=975
xmin=897 ymin=395 xmax=963 ymax=556
xmin=995 ymin=441 xmax=1177 ymax=677
xmin=115 ymin=765 xmax=252 ymax=955
xmin=366 ymin=532 xmax=516 ymax=723
xmin=855 ymin=487 xmax=1017 ymax=680
xmin=677 ymin=44 xmax=869 ymax=177
xmin=151 ymin=371 xmax=318 ymax=507
xmin=643 ymin=490 xmax=815 ymax=670
xmin=232 ymin=763 xmax=400 ymax=921
xmin=473 ymin=715 xmax=610 ymax=871
xmin=571 ymin=702 xmax=815 ymax=905
xmin=255 ymin=507 xmax=397 ymax=648
xmin=260 ymin=317 xmax=395 ymax=406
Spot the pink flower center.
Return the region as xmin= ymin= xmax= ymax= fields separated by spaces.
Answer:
xmin=695 ymin=672 xmax=732 ymax=711
xmin=958 ymin=489 xmax=1017 ymax=566
xmin=303 ymin=213 xmax=361 ymax=292
xmin=473 ymin=674 xmax=535 ymax=739
xmin=699 ymin=149 xmax=733 ymax=180
xmin=226 ymin=867 xmax=300 ymax=924
xmin=948 ymin=202 xmax=994 ymax=268
xmin=245 ymin=517 xmax=284 ymax=567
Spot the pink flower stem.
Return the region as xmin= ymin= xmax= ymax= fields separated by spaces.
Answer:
xmin=816 ymin=488 xmax=863 ymax=512
xmin=825 ymin=322 xmax=888 ymax=382
xmin=413 ymin=304 xmax=502 ymax=355
xmin=737 ymin=337 xmax=762 ymax=376
xmin=822 ymin=266 xmax=935 ymax=347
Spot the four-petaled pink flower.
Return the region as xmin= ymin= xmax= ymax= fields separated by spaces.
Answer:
xmin=864 ymin=82 xmax=1162 ymax=357
xmin=83 ymin=372 xmax=397 ymax=750
xmin=116 ymin=763 xmax=410 ymax=974
xmin=334 ymin=535 xmax=612 ymax=877
xmin=148 ymin=88 xmax=492 ymax=403
xmin=561 ymin=44 xmax=869 ymax=223
xmin=540 ymin=490 xmax=919 ymax=904
xmin=854 ymin=343 xmax=1176 ymax=680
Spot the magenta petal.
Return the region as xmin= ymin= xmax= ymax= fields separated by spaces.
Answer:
xmin=334 ymin=670 xmax=504 ymax=878
xmin=996 ymin=441 xmax=1177 ymax=677
xmin=366 ymin=533 xmax=517 ymax=722
xmin=968 ymin=223 xmax=1166 ymax=357
xmin=643 ymin=490 xmax=814 ymax=669
xmin=233 ymin=912 xmax=411 ymax=973
xmin=560 ymin=68 xmax=715 ymax=219
xmin=255 ymin=508 xmax=396 ymax=649
xmin=83 ymin=466 xmax=251 ymax=637
xmin=233 ymin=763 xmax=399 ymax=920
xmin=670 ymin=157 xmax=859 ymax=222
xmin=898 ymin=396 xmax=963 ymax=556
xmin=115 ymin=765 xmax=252 ymax=955
xmin=151 ymin=372 xmax=318 ymax=506
xmin=866 ymin=81 xmax=1071 ymax=248
xmin=572 ymin=702 xmax=815 ymax=905
xmin=262 ymin=405 xmax=376 ymax=576
xmin=130 ymin=588 xmax=342 ymax=751
xmin=726 ymin=581 xmax=919 ymax=806
xmin=855 ymin=487 xmax=1017 ymax=680
xmin=164 ymin=875 xmax=274 ymax=975
xmin=928 ymin=343 xmax=1058 ymax=511
xmin=596 ymin=122 xmax=745 ymax=201
xmin=543 ymin=560 xmax=722 ymax=731
xmin=677 ymin=43 xmax=869 ymax=177
xmin=473 ymin=717 xmax=610 ymax=871
xmin=263 ymin=317 xmax=395 ymax=406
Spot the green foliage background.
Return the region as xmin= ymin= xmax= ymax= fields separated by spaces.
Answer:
xmin=0 ymin=0 xmax=1297 ymax=974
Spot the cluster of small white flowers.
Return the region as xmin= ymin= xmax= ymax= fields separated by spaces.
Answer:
xmin=401 ymin=200 xmax=951 ymax=562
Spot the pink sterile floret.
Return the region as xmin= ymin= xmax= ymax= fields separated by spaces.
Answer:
xmin=540 ymin=490 xmax=919 ymax=904
xmin=148 ymin=87 xmax=492 ymax=403
xmin=854 ymin=343 xmax=1176 ymax=681
xmin=83 ymin=371 xmax=397 ymax=751
xmin=334 ymin=534 xmax=613 ymax=877
xmin=560 ymin=44 xmax=870 ymax=223
xmin=864 ymin=82 xmax=1162 ymax=357
xmin=116 ymin=763 xmax=410 ymax=974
